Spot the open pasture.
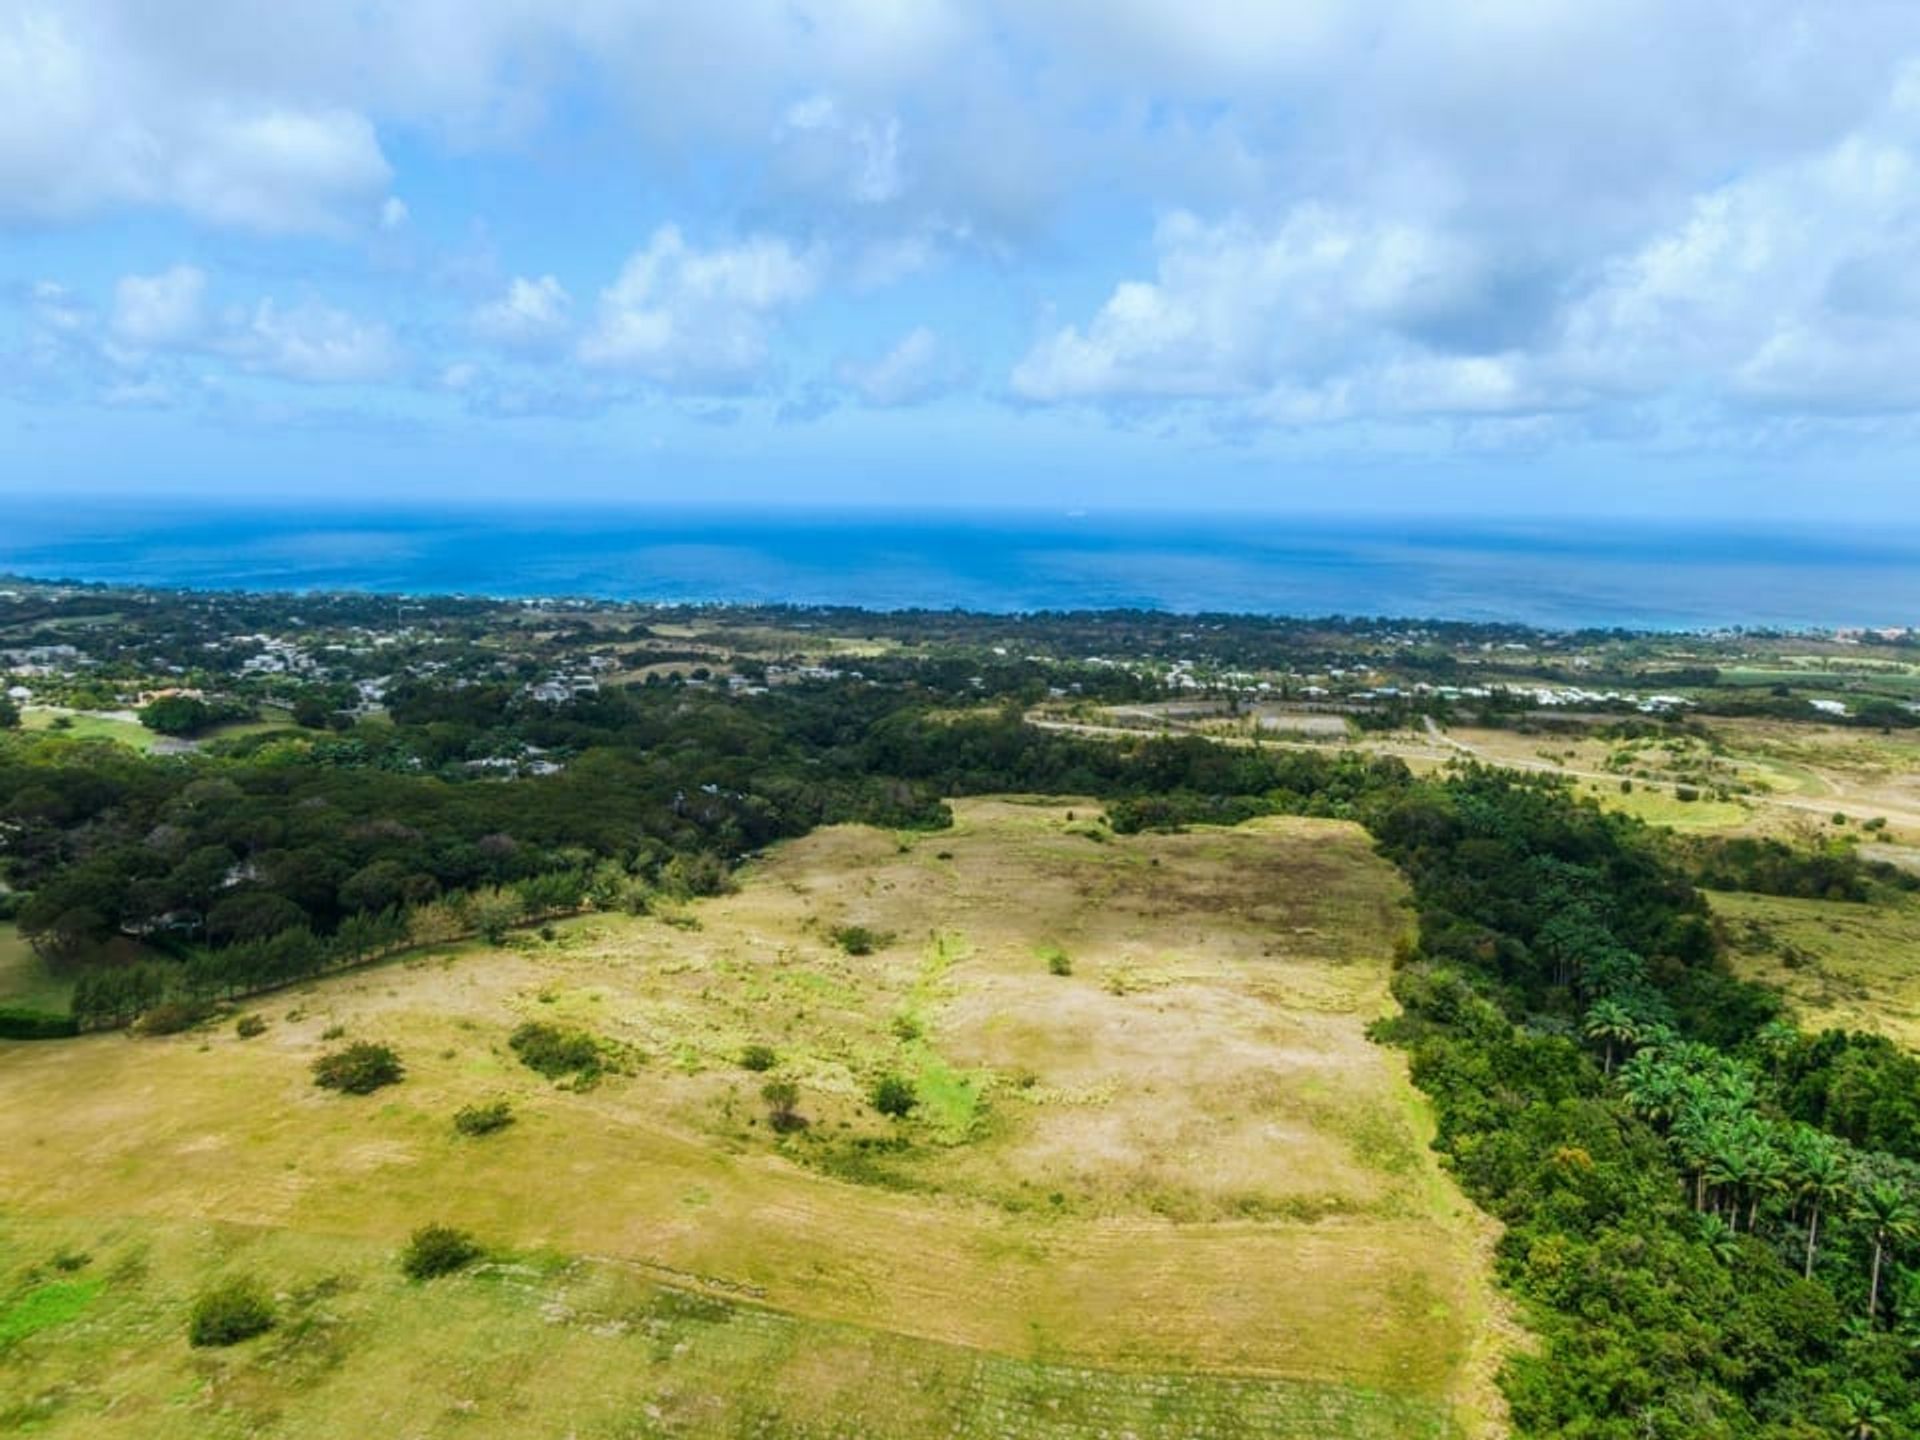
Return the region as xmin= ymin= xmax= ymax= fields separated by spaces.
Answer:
xmin=0 ymin=800 xmax=1505 ymax=1438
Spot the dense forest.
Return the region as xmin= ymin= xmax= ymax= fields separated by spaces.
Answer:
xmin=5 ymin=675 xmax=1920 ymax=1434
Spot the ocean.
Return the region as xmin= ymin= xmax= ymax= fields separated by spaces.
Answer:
xmin=3 ymin=500 xmax=1918 ymax=631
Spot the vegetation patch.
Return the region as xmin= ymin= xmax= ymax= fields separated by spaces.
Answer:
xmin=453 ymin=1099 xmax=514 ymax=1136
xmin=311 ymin=1041 xmax=404 ymax=1094
xmin=509 ymin=1020 xmax=605 ymax=1080
xmin=399 ymin=1224 xmax=483 ymax=1280
xmin=188 ymin=1277 xmax=276 ymax=1347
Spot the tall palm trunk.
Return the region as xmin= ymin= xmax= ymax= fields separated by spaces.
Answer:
xmin=1870 ymin=1236 xmax=1886 ymax=1323
xmin=1804 ymin=1200 xmax=1821 ymax=1281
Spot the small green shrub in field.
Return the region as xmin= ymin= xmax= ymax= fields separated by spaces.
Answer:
xmin=831 ymin=924 xmax=890 ymax=956
xmin=401 ymin=1224 xmax=483 ymax=1280
xmin=189 ymin=1278 xmax=276 ymax=1347
xmin=1040 ymin=944 xmax=1073 ymax=976
xmin=509 ymin=1021 xmax=602 ymax=1079
xmin=453 ymin=1099 xmax=514 ymax=1136
xmin=871 ymin=1074 xmax=918 ymax=1119
xmin=131 ymin=999 xmax=213 ymax=1036
xmin=761 ymin=1079 xmax=803 ymax=1132
xmin=235 ymin=1014 xmax=267 ymax=1039
xmin=312 ymin=1041 xmax=404 ymax=1094
xmin=738 ymin=1043 xmax=778 ymax=1072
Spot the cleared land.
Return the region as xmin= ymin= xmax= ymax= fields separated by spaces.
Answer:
xmin=1715 ymin=887 xmax=1920 ymax=1050
xmin=0 ymin=799 xmax=1504 ymax=1438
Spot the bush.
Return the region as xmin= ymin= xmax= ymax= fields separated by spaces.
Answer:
xmin=312 ymin=1041 xmax=404 ymax=1094
xmin=508 ymin=1021 xmax=602 ymax=1079
xmin=831 ymin=924 xmax=887 ymax=956
xmin=1040 ymin=944 xmax=1073 ymax=976
xmin=188 ymin=1277 xmax=276 ymax=1347
xmin=738 ymin=1043 xmax=778 ymax=1072
xmin=761 ymin=1079 xmax=802 ymax=1131
xmin=131 ymin=999 xmax=214 ymax=1036
xmin=871 ymin=1074 xmax=918 ymax=1119
xmin=401 ymin=1224 xmax=483 ymax=1280
xmin=234 ymin=1014 xmax=267 ymax=1039
xmin=0 ymin=1006 xmax=78 ymax=1040
xmin=453 ymin=1099 xmax=514 ymax=1136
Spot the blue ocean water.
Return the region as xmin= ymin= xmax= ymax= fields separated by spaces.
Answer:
xmin=3 ymin=501 xmax=1919 ymax=631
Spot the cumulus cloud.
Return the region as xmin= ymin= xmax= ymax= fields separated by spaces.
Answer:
xmin=578 ymin=227 xmax=817 ymax=390
xmin=0 ymin=8 xmax=391 ymax=232
xmin=1011 ymin=208 xmax=1487 ymax=407
xmin=470 ymin=275 xmax=571 ymax=351
xmin=233 ymin=300 xmax=400 ymax=383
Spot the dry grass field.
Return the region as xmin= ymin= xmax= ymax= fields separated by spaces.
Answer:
xmin=1714 ymin=887 xmax=1920 ymax=1050
xmin=0 ymin=799 xmax=1506 ymax=1438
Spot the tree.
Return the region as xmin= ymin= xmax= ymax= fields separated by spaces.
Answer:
xmin=138 ymin=695 xmax=213 ymax=736
xmin=761 ymin=1078 xmax=801 ymax=1131
xmin=1853 ymin=1180 xmax=1918 ymax=1324
xmin=0 ymin=696 xmax=18 ymax=729
xmin=1583 ymin=998 xmax=1639 ymax=1076
xmin=1790 ymin=1130 xmax=1850 ymax=1280
xmin=871 ymin=1074 xmax=917 ymax=1119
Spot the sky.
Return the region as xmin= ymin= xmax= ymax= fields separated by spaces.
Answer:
xmin=7 ymin=2 xmax=1920 ymax=519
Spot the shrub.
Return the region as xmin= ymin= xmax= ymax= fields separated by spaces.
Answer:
xmin=401 ymin=1224 xmax=482 ymax=1280
xmin=453 ymin=1099 xmax=514 ymax=1136
xmin=761 ymin=1079 xmax=802 ymax=1131
xmin=831 ymin=924 xmax=885 ymax=956
xmin=0 ymin=1007 xmax=78 ymax=1040
xmin=1040 ymin=944 xmax=1073 ymax=976
xmin=189 ymin=1278 xmax=276 ymax=1347
xmin=235 ymin=1014 xmax=267 ymax=1039
xmin=870 ymin=1074 xmax=918 ymax=1119
xmin=738 ymin=1043 xmax=778 ymax=1072
xmin=508 ymin=1021 xmax=602 ymax=1079
xmin=131 ymin=999 xmax=213 ymax=1036
xmin=312 ymin=1041 xmax=404 ymax=1094
xmin=1674 ymin=785 xmax=1700 ymax=803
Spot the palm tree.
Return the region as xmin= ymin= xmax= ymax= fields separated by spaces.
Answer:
xmin=1754 ymin=1019 xmax=1798 ymax=1082
xmin=1618 ymin=1051 xmax=1680 ymax=1125
xmin=1583 ymin=998 xmax=1639 ymax=1076
xmin=1791 ymin=1133 xmax=1850 ymax=1281
xmin=1853 ymin=1181 xmax=1919 ymax=1324
xmin=1695 ymin=1212 xmax=1739 ymax=1265
xmin=1744 ymin=1139 xmax=1790 ymax=1234
xmin=1834 ymin=1388 xmax=1891 ymax=1440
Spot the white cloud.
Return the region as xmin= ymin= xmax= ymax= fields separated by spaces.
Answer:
xmin=379 ymin=196 xmax=409 ymax=230
xmin=578 ymin=227 xmax=818 ymax=389
xmin=235 ymin=300 xmax=400 ymax=383
xmin=1011 ymin=208 xmax=1476 ymax=404
xmin=111 ymin=265 xmax=206 ymax=347
xmin=837 ymin=326 xmax=962 ymax=406
xmin=470 ymin=274 xmax=571 ymax=351
xmin=0 ymin=9 xmax=391 ymax=233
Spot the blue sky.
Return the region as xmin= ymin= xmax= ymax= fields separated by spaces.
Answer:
xmin=7 ymin=2 xmax=1920 ymax=518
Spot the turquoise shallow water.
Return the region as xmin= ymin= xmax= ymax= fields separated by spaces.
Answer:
xmin=3 ymin=501 xmax=1918 ymax=630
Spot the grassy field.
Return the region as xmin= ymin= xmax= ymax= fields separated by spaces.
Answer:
xmin=1714 ymin=887 xmax=1920 ymax=1050
xmin=0 ymin=923 xmax=71 ymax=1013
xmin=0 ymin=799 xmax=1507 ymax=1438
xmin=18 ymin=708 xmax=159 ymax=752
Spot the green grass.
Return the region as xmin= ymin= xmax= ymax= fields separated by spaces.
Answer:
xmin=0 ymin=1214 xmax=1457 ymax=1439
xmin=19 ymin=709 xmax=159 ymax=752
xmin=1714 ymin=888 xmax=1920 ymax=1050
xmin=0 ymin=923 xmax=71 ymax=1013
